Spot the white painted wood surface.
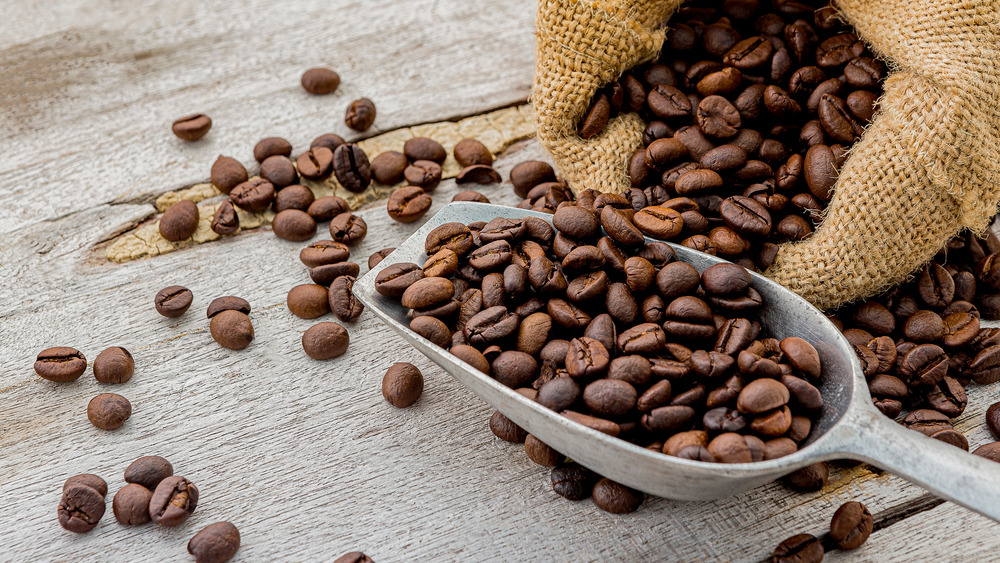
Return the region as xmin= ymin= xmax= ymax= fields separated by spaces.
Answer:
xmin=2 ymin=1 xmax=999 ymax=562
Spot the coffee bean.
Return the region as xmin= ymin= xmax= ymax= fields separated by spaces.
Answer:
xmin=403 ymin=160 xmax=443 ymax=190
xmin=210 ymin=310 xmax=254 ymax=350
xmin=122 ymin=455 xmax=174 ymax=491
xmin=364 ymin=151 xmax=409 ymax=187
xmin=329 ymin=212 xmax=368 ymax=245
xmin=299 ymin=241 xmax=349 ymax=269
xmin=383 ymin=186 xmax=433 ymax=225
xmin=188 ymin=521 xmax=241 ymax=563
xmin=308 ymin=196 xmax=351 ymax=223
xmin=583 ymin=378 xmax=635 ymax=417
xmin=92 ymin=347 xmax=134 ymax=384
xmin=723 ymin=36 xmax=774 ymax=70
xmin=302 ymin=322 xmax=349 ymax=360
xmin=211 ymin=200 xmax=240 ymax=235
xmin=780 ymin=337 xmax=822 ymax=379
xmin=453 ymin=138 xmax=493 ymax=167
xmin=254 ymin=137 xmax=292 ymax=163
xmin=210 ymin=156 xmax=248 ymax=194
xmin=230 ymin=178 xmax=276 ymax=213
xmin=550 ymin=463 xmax=598 ymax=501
xmin=382 ymin=362 xmax=423 ymax=407
xmin=59 ymin=484 xmax=106 ymax=532
xmin=112 ymin=483 xmax=152 ymax=526
xmin=34 ymin=347 xmax=87 ymax=382
xmin=579 ymin=93 xmax=610 ymax=138
xmin=647 ymin=84 xmax=691 ymax=120
xmin=403 ymin=137 xmax=447 ymax=164
xmin=591 ymin=478 xmax=643 ymax=513
xmin=969 ymin=344 xmax=1000 ymax=384
xmin=287 ymin=284 xmax=330 ymax=319
xmin=274 ymin=184 xmax=317 ymax=213
xmin=329 ymin=276 xmax=364 ymax=322
xmin=375 ymin=262 xmax=424 ymax=298
xmin=818 ymin=94 xmax=865 ymax=142
xmin=296 ymin=147 xmax=334 ymax=180
xmin=525 ymin=434 xmax=563 ymax=466
xmin=149 ymin=475 xmax=198 ymax=527
xmin=697 ymin=95 xmax=742 ymax=138
xmin=510 ymin=161 xmax=557 ymax=198
xmin=773 ymin=533 xmax=824 ymax=563
xmin=345 ymin=98 xmax=376 ymax=131
xmin=368 ymin=248 xmax=395 ymax=269
xmin=301 ymin=67 xmax=340 ymax=94
xmin=720 ymin=195 xmax=771 ymax=236
xmin=159 ymin=200 xmax=199 ymax=241
xmin=333 ymin=144 xmax=373 ymax=193
xmin=313 ymin=132 xmax=347 ymax=152
xmin=456 ymin=164 xmax=503 ymax=185
xmin=452 ymin=190 xmax=490 ymax=203
xmin=272 ymin=209 xmax=317 ymax=241
xmin=334 ymin=553 xmax=374 ymax=563
xmin=87 ymin=393 xmax=131 ymax=430
xmin=63 ymin=474 xmax=108 ymax=497
xmin=171 ymin=114 xmax=211 ymax=141
xmin=816 ymin=32 xmax=865 ymax=67
xmin=830 ymin=501 xmax=874 ymax=550
xmin=737 ymin=378 xmax=789 ymax=414
xmin=401 ymin=277 xmax=453 ymax=310
xmin=260 ymin=155 xmax=298 ymax=188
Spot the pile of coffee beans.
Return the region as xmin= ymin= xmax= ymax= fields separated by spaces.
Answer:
xmin=772 ymin=500 xmax=873 ymax=562
xmin=34 ymin=345 xmax=135 ymax=431
xmin=58 ymin=458 xmax=239 ymax=561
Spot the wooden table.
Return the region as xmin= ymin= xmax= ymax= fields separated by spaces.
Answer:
xmin=2 ymin=1 xmax=997 ymax=560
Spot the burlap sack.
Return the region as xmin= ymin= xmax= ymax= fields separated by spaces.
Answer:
xmin=532 ymin=0 xmax=1000 ymax=310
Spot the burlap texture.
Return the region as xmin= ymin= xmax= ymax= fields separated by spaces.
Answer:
xmin=533 ymin=0 xmax=682 ymax=195
xmin=533 ymin=0 xmax=1000 ymax=310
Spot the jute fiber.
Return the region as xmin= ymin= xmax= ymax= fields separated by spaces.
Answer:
xmin=532 ymin=0 xmax=1000 ymax=310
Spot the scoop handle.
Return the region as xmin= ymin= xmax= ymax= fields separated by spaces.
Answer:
xmin=839 ymin=408 xmax=1000 ymax=522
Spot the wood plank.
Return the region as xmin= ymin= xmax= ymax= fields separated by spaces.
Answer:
xmin=3 ymin=139 xmax=999 ymax=561
xmin=0 ymin=0 xmax=535 ymax=234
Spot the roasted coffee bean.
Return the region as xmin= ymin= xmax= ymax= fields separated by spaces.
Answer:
xmin=63 ymin=474 xmax=108 ymax=497
xmin=647 ymin=84 xmax=691 ymax=120
xmin=210 ymin=156 xmax=249 ymax=194
xmin=900 ymin=343 xmax=949 ymax=387
xmin=368 ymin=248 xmax=395 ymax=270
xmin=926 ymin=376 xmax=967 ymax=417
xmin=537 ymin=377 xmax=581 ymax=412
xmin=112 ymin=483 xmax=152 ymax=526
xmin=454 ymin=138 xmax=493 ymax=167
xmin=329 ymin=212 xmax=368 ymax=245
xmin=230 ymin=178 xmax=276 ymax=213
xmin=310 ymin=262 xmax=361 ymax=286
xmin=345 ymin=98 xmax=376 ymax=131
xmin=403 ymin=137 xmax=447 ymax=165
xmin=456 ymin=164 xmax=503 ymax=185
xmin=697 ymin=95 xmax=741 ymax=138
xmin=590 ymin=478 xmax=643 ymax=513
xmin=370 ymin=151 xmax=409 ymax=185
xmin=525 ymin=434 xmax=563 ymax=466
xmin=301 ymin=67 xmax=340 ymax=94
xmin=260 ymin=155 xmax=298 ymax=188
xmin=720 ymin=195 xmax=771 ymax=235
xmin=159 ymin=200 xmax=199 ymax=242
xmin=903 ymin=310 xmax=947 ymax=342
xmin=171 ymin=114 xmax=211 ymax=141
xmin=404 ymin=160 xmax=443 ymax=190
xmin=307 ymin=195 xmax=350 ymax=222
xmin=780 ymin=337 xmax=822 ymax=379
xmin=510 ymin=161 xmax=557 ymax=198
xmin=211 ymin=200 xmax=240 ymax=235
xmin=328 ymin=276 xmax=364 ymax=322
xmin=773 ymin=533 xmax=824 ymax=563
xmin=550 ymin=463 xmax=598 ymax=501
xmin=92 ymin=347 xmax=134 ymax=384
xmin=375 ymin=262 xmax=424 ymax=298
xmin=154 ymin=285 xmax=193 ymax=318
xmin=254 ymin=137 xmax=292 ymax=163
xmin=723 ymin=36 xmax=774 ymax=70
xmin=633 ymin=205 xmax=684 ymax=239
xmin=302 ymin=322 xmax=349 ymax=360
xmin=453 ymin=190 xmax=490 ymax=203
xmin=830 ymin=501 xmax=874 ymax=550
xmin=124 ymin=455 xmax=173 ymax=490
xmin=784 ymin=462 xmax=828 ymax=491
xmin=465 ymin=306 xmax=519 ymax=345
xmin=381 ymin=362 xmax=423 ymax=408
xmin=59 ymin=484 xmax=106 ymax=533
xmin=969 ymin=345 xmax=1000 ymax=384
xmin=401 ymin=277 xmax=454 ymax=310
xmin=737 ymin=378 xmax=789 ymax=414
xmin=296 ymin=147 xmax=334 ymax=180
xmin=301 ymin=240 xmax=350 ymax=268
xmin=334 ymin=553 xmax=374 ymax=563
xmin=818 ymin=94 xmax=865 ymax=143
xmin=272 ymin=209 xmax=317 ymax=241
xmin=210 ymin=310 xmax=254 ymax=350
xmin=287 ymin=284 xmax=331 ymax=319
xmin=88 ymin=393 xmax=131 ymax=430
xmin=387 ymin=186 xmax=432 ymax=223
xmin=35 ymin=347 xmax=87 ymax=382
xmin=311 ymin=132 xmax=347 ymax=152
xmin=333 ymin=144 xmax=373 ymax=193
xmin=149 ymin=475 xmax=198 ymax=527
xmin=491 ymin=351 xmax=538 ymax=388
xmin=489 ymin=410 xmax=527 ymax=442
xmin=188 ymin=521 xmax=241 ymax=563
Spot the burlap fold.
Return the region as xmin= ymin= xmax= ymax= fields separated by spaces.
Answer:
xmin=533 ymin=0 xmax=1000 ymax=310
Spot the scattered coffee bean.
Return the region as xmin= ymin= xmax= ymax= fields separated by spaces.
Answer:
xmin=124 ymin=455 xmax=174 ymax=490
xmin=525 ymin=434 xmax=562 ymax=466
xmin=371 ymin=151 xmax=409 ymax=185
xmin=93 ymin=346 xmax=134 ymax=384
xmin=329 ymin=212 xmax=368 ymax=245
xmin=310 ymin=262 xmax=361 ymax=286
xmin=296 ymin=147 xmax=334 ymax=181
xmin=345 ymin=98 xmax=377 ymax=131
xmin=456 ymin=164 xmax=503 ymax=185
xmin=452 ymin=190 xmax=490 ymax=203
xmin=34 ymin=347 xmax=87 ymax=382
xmin=148 ymin=475 xmax=198 ymax=527
xmin=260 ymin=155 xmax=298 ymax=188
xmin=210 ymin=310 xmax=254 ymax=350
xmin=63 ymin=474 xmax=108 ymax=497
xmin=387 ymin=186 xmax=432 ymax=223
xmin=403 ymin=137 xmax=447 ymax=164
xmin=302 ymin=322 xmax=350 ymax=360
xmin=253 ymin=137 xmax=292 ymax=163
xmin=87 ymin=393 xmax=131 ymax=430
xmin=159 ymin=200 xmax=199 ymax=242
xmin=206 ymin=296 xmax=251 ymax=319
xmin=301 ymin=240 xmax=351 ymax=268
xmin=454 ymin=138 xmax=493 ymax=167
xmin=311 ymin=133 xmax=346 ymax=153
xmin=211 ymin=200 xmax=240 ymax=235
xmin=334 ymin=553 xmax=374 ymax=563
xmin=591 ymin=478 xmax=643 ymax=513
xmin=112 ymin=483 xmax=152 ymax=525
xmin=829 ymin=501 xmax=873 ymax=550
xmin=368 ymin=248 xmax=395 ymax=269
xmin=772 ymin=533 xmax=823 ymax=563
xmin=188 ymin=521 xmax=241 ymax=563
xmin=550 ymin=462 xmax=598 ymax=501
xmin=154 ymin=285 xmax=193 ymax=318
xmin=58 ymin=484 xmax=106 ymax=532
xmin=404 ymin=160 xmax=443 ymax=190
xmin=287 ymin=284 xmax=330 ymax=319
xmin=329 ymin=276 xmax=364 ymax=321
xmin=230 ymin=178 xmax=276 ymax=213
xmin=382 ymin=362 xmax=423 ymax=407
xmin=171 ymin=114 xmax=211 ymax=141
xmin=301 ymin=67 xmax=340 ymax=95
xmin=333 ymin=144 xmax=372 ymax=193
xmin=210 ymin=156 xmax=248 ymax=194
xmin=272 ymin=209 xmax=317 ymax=241
xmin=308 ymin=195 xmax=351 ymax=222
xmin=489 ymin=410 xmax=527 ymax=442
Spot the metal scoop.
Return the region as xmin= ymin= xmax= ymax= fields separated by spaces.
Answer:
xmin=354 ymin=202 xmax=1000 ymax=521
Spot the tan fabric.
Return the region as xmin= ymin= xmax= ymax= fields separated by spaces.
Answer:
xmin=533 ymin=0 xmax=1000 ymax=310
xmin=533 ymin=0 xmax=682 ymax=196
